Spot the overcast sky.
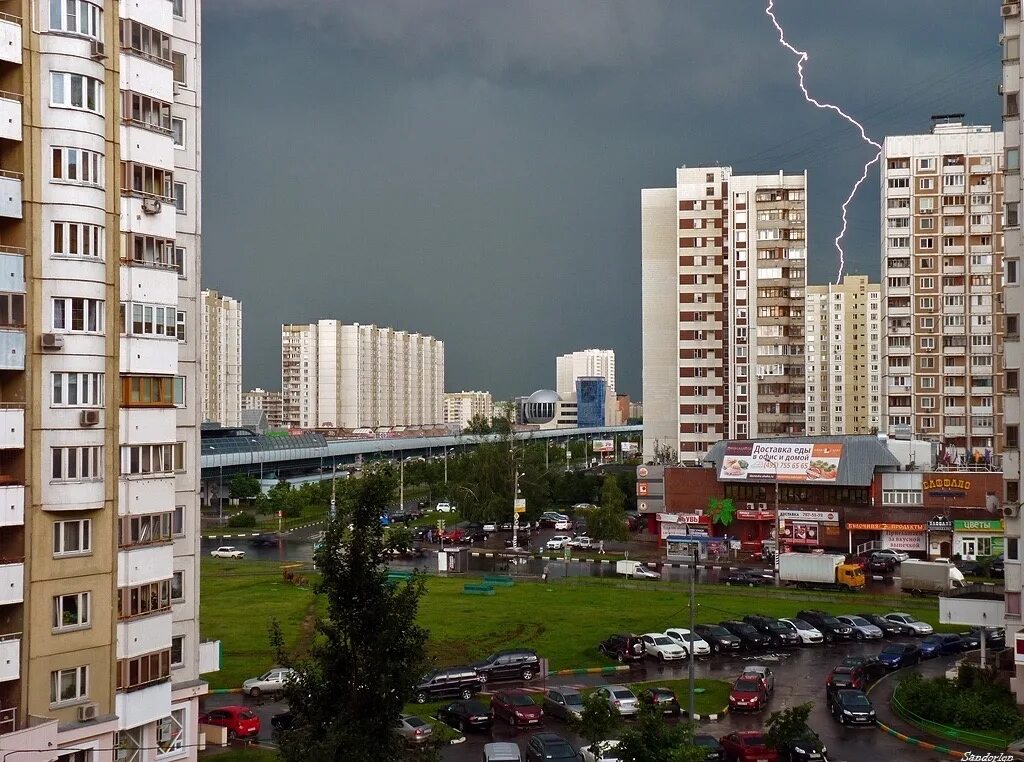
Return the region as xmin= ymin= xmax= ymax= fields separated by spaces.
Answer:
xmin=202 ymin=1 xmax=998 ymax=400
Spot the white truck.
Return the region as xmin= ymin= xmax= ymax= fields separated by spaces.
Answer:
xmin=899 ymin=560 xmax=966 ymax=595
xmin=616 ymin=560 xmax=661 ymax=580
xmin=778 ymin=553 xmax=865 ymax=590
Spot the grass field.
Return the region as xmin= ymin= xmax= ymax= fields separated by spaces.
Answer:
xmin=201 ymin=748 xmax=278 ymax=762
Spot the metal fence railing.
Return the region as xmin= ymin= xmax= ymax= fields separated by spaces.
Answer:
xmin=891 ymin=688 xmax=1011 ymax=751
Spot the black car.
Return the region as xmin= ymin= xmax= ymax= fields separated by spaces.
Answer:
xmin=271 ymin=711 xmax=293 ymax=733
xmin=967 ymin=625 xmax=1006 ymax=649
xmin=721 ymin=569 xmax=769 ymax=587
xmin=826 ymin=685 xmax=876 ymax=726
xmin=459 ymin=525 xmax=490 ymax=544
xmin=838 ymin=655 xmax=888 ymax=685
xmin=436 ymin=700 xmax=493 ymax=732
xmin=639 ymin=686 xmax=681 ymax=716
xmin=877 ymin=643 xmax=921 ymax=670
xmin=693 ymin=624 xmax=742 ymax=654
xmin=693 ymin=734 xmax=725 ymax=762
xmin=525 ymin=732 xmax=576 ymax=762
xmin=796 ymin=610 xmax=853 ymax=643
xmin=857 ymin=613 xmax=903 ymax=638
xmin=867 ymin=556 xmax=896 ymax=575
xmin=720 ymin=620 xmax=772 ymax=651
xmin=775 ymin=729 xmax=828 ymax=761
xmin=599 ymin=633 xmax=645 ymax=663
xmin=743 ymin=615 xmax=802 ymax=648
xmin=472 ymin=649 xmax=539 ymax=683
xmin=989 ymin=556 xmax=1005 ymax=578
xmin=413 ymin=666 xmax=483 ymax=703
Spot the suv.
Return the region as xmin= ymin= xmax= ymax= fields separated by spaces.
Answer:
xmin=413 ymin=666 xmax=483 ymax=704
xmin=472 ymin=649 xmax=539 ymax=683
xmin=796 ymin=610 xmax=853 ymax=643
xmin=598 ymin=633 xmax=644 ymax=663
xmin=743 ymin=615 xmax=801 ymax=648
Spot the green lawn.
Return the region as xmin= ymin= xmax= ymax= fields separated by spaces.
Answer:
xmin=200 ymin=749 xmax=279 ymax=762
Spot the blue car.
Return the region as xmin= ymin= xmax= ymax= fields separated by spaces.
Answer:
xmin=919 ymin=633 xmax=963 ymax=659
xmin=878 ymin=643 xmax=920 ymax=670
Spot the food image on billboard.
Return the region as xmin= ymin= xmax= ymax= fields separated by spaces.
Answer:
xmin=592 ymin=439 xmax=614 ymax=453
xmin=781 ymin=520 xmax=819 ymax=545
xmin=719 ymin=442 xmax=843 ymax=483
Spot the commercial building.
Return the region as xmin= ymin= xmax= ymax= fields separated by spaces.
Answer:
xmin=0 ymin=0 xmax=214 ymax=757
xmin=642 ymin=167 xmax=808 ymax=463
xmin=805 ymin=275 xmax=882 ymax=435
xmin=881 ymin=120 xmax=1004 ymax=453
xmin=556 ymin=348 xmax=615 ymax=396
xmin=281 ymin=321 xmax=444 ymax=429
xmin=200 ymin=289 xmax=241 ymax=426
xmin=242 ymin=387 xmax=284 ymax=428
xmin=576 ymin=376 xmax=612 ymax=428
xmin=443 ymin=390 xmax=493 ymax=429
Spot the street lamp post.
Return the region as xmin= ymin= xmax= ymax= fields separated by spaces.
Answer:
xmin=329 ymin=460 xmax=337 ymax=520
xmin=444 ymin=448 xmax=448 ymax=485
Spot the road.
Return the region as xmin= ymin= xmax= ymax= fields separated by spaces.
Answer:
xmin=203 ymin=638 xmax=965 ymax=761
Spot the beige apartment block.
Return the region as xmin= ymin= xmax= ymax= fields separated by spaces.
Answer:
xmin=555 ymin=349 xmax=616 ymax=396
xmin=443 ymin=391 xmax=493 ymax=429
xmin=642 ymin=167 xmax=807 ymax=462
xmin=242 ymin=387 xmax=283 ymax=428
xmin=200 ymin=289 xmax=241 ymax=426
xmin=805 ymin=276 xmax=882 ymax=435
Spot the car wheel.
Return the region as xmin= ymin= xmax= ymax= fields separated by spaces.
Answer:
xmin=522 ymin=668 xmax=534 ymax=681
xmin=748 ymin=582 xmax=754 ymax=588
xmin=228 ymin=730 xmax=237 ymax=741
xmin=824 ymin=633 xmax=834 ymax=644
xmin=855 ymin=632 xmax=864 ymax=641
xmin=249 ymin=687 xmax=262 ymax=698
xmin=457 ymin=720 xmax=465 ymax=732
xmin=712 ymin=643 xmax=720 ymax=654
xmin=415 ymin=692 xmax=427 ymax=704
xmin=477 ymin=673 xmax=488 ymax=684
xmin=725 ymin=581 xmax=732 ymax=586
xmin=617 ymin=653 xmax=626 ymax=663
xmin=658 ymin=652 xmax=665 ymax=663
xmin=460 ymin=688 xmax=473 ymax=700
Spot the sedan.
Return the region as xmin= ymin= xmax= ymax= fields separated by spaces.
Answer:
xmin=718 ymin=731 xmax=779 ymax=762
xmin=838 ymin=656 xmax=888 ymax=685
xmin=720 ymin=621 xmax=772 ymax=651
xmin=242 ymin=667 xmax=295 ymax=697
xmin=694 ymin=624 xmax=742 ymax=654
xmin=210 ymin=546 xmax=245 ymax=559
xmin=868 ymin=556 xmax=897 ymax=575
xmin=579 ymin=740 xmax=621 ymax=762
xmin=728 ymin=675 xmax=768 ymax=713
xmin=525 ymin=732 xmax=576 ymax=762
xmin=545 ymin=535 xmax=573 ymax=550
xmin=199 ymin=706 xmax=260 ymax=740
xmin=826 ymin=666 xmax=867 ymax=691
xmin=778 ymin=618 xmax=824 ymax=645
xmin=919 ymin=633 xmax=963 ymax=659
xmin=884 ymin=612 xmax=934 ymax=636
xmin=594 ymin=685 xmax=639 ymax=717
xmin=741 ymin=665 xmax=775 ymax=693
xmin=541 ymin=687 xmax=584 ymax=722
xmin=693 ymin=735 xmax=725 ymax=762
xmin=836 ymin=615 xmax=884 ymax=641
xmin=664 ymin=627 xmax=712 ymax=656
xmin=878 ymin=643 xmax=921 ymax=670
xmin=826 ymin=686 xmax=876 ymax=726
xmin=395 ymin=714 xmax=433 ymax=746
xmin=721 ymin=569 xmax=769 ymax=587
xmin=641 ymin=633 xmax=687 ymax=662
xmin=968 ymin=625 xmax=1006 ymax=650
xmin=436 ymin=700 xmax=493 ymax=732
xmin=872 ymin=548 xmax=910 ymax=563
xmin=775 ymin=729 xmax=828 ymax=762
xmin=491 ymin=689 xmax=543 ymax=728
xmin=857 ymin=613 xmax=903 ymax=638
xmin=639 ymin=686 xmax=681 ymax=716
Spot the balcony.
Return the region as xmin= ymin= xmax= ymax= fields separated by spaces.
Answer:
xmin=974 ymin=425 xmax=995 ymax=436
xmin=0 ymin=407 xmax=21 ymax=449
xmin=971 ymin=406 xmax=994 ymax=416
xmin=946 ymin=426 xmax=967 ymax=437
xmin=943 ymin=204 xmax=965 ymax=215
xmin=0 ymin=485 xmax=22 ymax=527
xmin=945 ymin=366 xmax=967 ymax=376
xmin=0 ymin=561 xmax=21 ymax=605
xmin=117 ymin=544 xmax=173 ymax=588
xmin=943 ymin=345 xmax=965 ymax=356
xmin=117 ymin=612 xmax=171 ymax=659
xmin=0 ymin=173 xmax=20 ymax=219
xmin=945 ymin=384 xmax=965 ymax=395
xmin=199 ymin=640 xmax=221 ymax=675
xmin=887 ymin=186 xmax=910 ymax=198
xmin=0 ymin=330 xmax=23 ymax=371
xmin=943 ymin=225 xmax=965 ymax=236
xmin=0 ymin=14 xmax=20 ymax=65
xmin=0 ymin=634 xmax=18 ymax=682
xmin=970 ymin=184 xmax=993 ymax=194
xmin=0 ymin=92 xmax=19 ymax=143
xmin=945 ymin=406 xmax=966 ymax=416
xmin=116 ymin=681 xmax=170 ymax=730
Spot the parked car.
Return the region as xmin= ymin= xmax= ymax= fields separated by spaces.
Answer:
xmin=795 ymin=610 xmax=853 ymax=643
xmin=459 ymin=525 xmax=490 ymax=543
xmin=872 ymin=548 xmax=910 ymax=563
xmin=437 ymin=699 xmax=493 ymax=732
xmin=693 ymin=624 xmax=742 ymax=654
xmin=827 ymin=664 xmax=880 ymax=692
xmin=541 ymin=687 xmax=584 ymax=721
xmin=919 ymin=633 xmax=963 ymax=659
xmin=569 ymin=536 xmax=594 ymax=550
xmin=693 ymin=734 xmax=726 ymax=762
xmin=242 ymin=667 xmax=295 ymax=697
xmin=395 ymin=714 xmax=433 ymax=746
xmin=413 ymin=666 xmax=482 ymax=703
xmin=553 ymin=519 xmax=573 ymax=531
xmin=639 ymin=686 xmax=681 ymax=716
xmin=545 ymin=535 xmax=573 ymax=550
xmin=720 ymin=620 xmax=772 ymax=651
xmin=664 ymin=627 xmax=712 ymax=656
xmin=539 ymin=513 xmax=570 ymax=528
xmin=877 ymin=643 xmax=922 ymax=670
xmin=883 ymin=612 xmax=934 ymax=636
xmin=435 ymin=502 xmax=456 ymax=513
xmin=778 ymin=618 xmax=824 ymax=645
xmin=857 ymin=613 xmax=903 ymax=638
xmin=578 ymin=740 xmax=621 ymax=762
xmin=740 ymin=665 xmax=775 ymax=693
xmin=210 ymin=546 xmax=245 ymax=559
xmin=967 ymin=625 xmax=1006 ymax=649
xmin=867 ymin=555 xmax=897 ymax=575
xmin=641 ymin=632 xmax=687 ymax=662
xmin=718 ymin=731 xmax=779 ymax=762
xmin=270 ymin=711 xmax=292 ymax=734
xmin=632 ymin=565 xmax=662 ymax=580
xmin=826 ymin=685 xmax=876 ymax=726
xmin=743 ymin=615 xmax=801 ymax=648
xmin=599 ymin=633 xmax=645 ymax=663
xmin=721 ymin=569 xmax=769 ymax=587
xmin=835 ymin=615 xmax=884 ymax=641
xmin=593 ymin=685 xmax=639 ymax=717
xmin=525 ymin=732 xmax=576 ymax=762
xmin=483 ymin=742 xmax=523 ymax=762
xmin=491 ymin=689 xmax=543 ymax=728
xmin=199 ymin=706 xmax=260 ymax=740
xmin=773 ymin=728 xmax=828 ymax=762
xmin=728 ymin=675 xmax=768 ymax=713
xmin=472 ymin=649 xmax=539 ymax=683
xmin=838 ymin=656 xmax=888 ymax=684
xmin=990 ymin=555 xmax=1006 ymax=578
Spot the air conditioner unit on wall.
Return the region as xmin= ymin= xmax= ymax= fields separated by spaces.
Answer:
xmin=142 ymin=197 xmax=162 ymax=214
xmin=758 ymin=502 xmax=768 ymax=511
xmin=80 ymin=410 xmax=99 ymax=427
xmin=90 ymin=40 xmax=106 ymax=60
xmin=40 ymin=333 xmax=63 ymax=350
xmin=1005 ymin=504 xmax=1021 ymax=518
xmin=78 ymin=703 xmax=98 ymax=722
xmin=1003 ymin=3 xmax=1020 ymax=17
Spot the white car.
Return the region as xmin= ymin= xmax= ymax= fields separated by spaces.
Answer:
xmin=884 ymin=612 xmax=934 ymax=636
xmin=641 ymin=632 xmax=687 ymax=662
xmin=779 ymin=618 xmax=824 ymax=645
xmin=553 ymin=519 xmax=574 ymax=531
xmin=632 ymin=565 xmax=661 ymax=580
xmin=242 ymin=667 xmax=295 ymax=697
xmin=741 ymin=665 xmax=776 ymax=693
xmin=546 ymin=535 xmax=573 ymax=550
xmin=663 ymin=627 xmax=711 ymax=656
xmin=873 ymin=548 xmax=910 ymax=563
xmin=482 ymin=522 xmax=498 ymax=532
xmin=435 ymin=502 xmax=456 ymax=513
xmin=569 ymin=536 xmax=594 ymax=549
xmin=210 ymin=546 xmax=245 ymax=559
xmin=579 ymin=740 xmax=621 ymax=762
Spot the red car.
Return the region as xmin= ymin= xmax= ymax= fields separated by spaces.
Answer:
xmin=728 ymin=675 xmax=768 ymax=713
xmin=826 ymin=665 xmax=865 ymax=691
xmin=199 ymin=706 xmax=261 ymax=740
xmin=718 ymin=731 xmax=779 ymax=762
xmin=490 ymin=689 xmax=543 ymax=727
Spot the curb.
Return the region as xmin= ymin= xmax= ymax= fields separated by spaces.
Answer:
xmin=875 ymin=719 xmax=964 ymax=759
xmin=551 ymin=665 xmax=633 ymax=676
xmin=685 ymin=706 xmax=729 ymax=722
xmin=467 ymin=551 xmax=748 ymax=570
xmin=202 ymin=521 xmax=326 ymax=541
xmin=210 ymin=688 xmax=243 ymax=694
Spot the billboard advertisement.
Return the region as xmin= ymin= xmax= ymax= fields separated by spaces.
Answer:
xmin=592 ymin=439 xmax=614 ymax=453
xmin=719 ymin=442 xmax=843 ymax=483
xmin=780 ymin=520 xmax=819 ymax=546
xmin=621 ymin=441 xmax=639 ymax=455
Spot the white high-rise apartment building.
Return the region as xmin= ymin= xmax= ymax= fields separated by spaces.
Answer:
xmin=281 ymin=321 xmax=444 ymax=429
xmin=201 ymin=289 xmax=241 ymax=426
xmin=242 ymin=387 xmax=284 ymax=428
xmin=805 ymin=276 xmax=882 ymax=435
xmin=881 ymin=121 xmax=1004 ymax=453
xmin=0 ymin=0 xmax=213 ymax=757
xmin=443 ymin=391 xmax=493 ymax=429
xmin=642 ymin=167 xmax=808 ymax=462
xmin=556 ymin=349 xmax=616 ymax=396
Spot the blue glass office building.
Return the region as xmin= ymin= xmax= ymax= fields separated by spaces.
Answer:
xmin=576 ymin=377 xmax=607 ymax=428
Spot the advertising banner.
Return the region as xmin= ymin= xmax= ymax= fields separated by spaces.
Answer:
xmin=780 ymin=520 xmax=819 ymax=545
xmin=592 ymin=439 xmax=614 ymax=453
xmin=621 ymin=441 xmax=639 ymax=454
xmin=719 ymin=442 xmax=843 ymax=482
xmin=777 ymin=509 xmax=839 ymax=522
xmin=882 ymin=531 xmax=927 ymax=552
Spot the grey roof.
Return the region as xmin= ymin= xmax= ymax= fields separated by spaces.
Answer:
xmin=239 ymin=409 xmax=269 ymax=432
xmin=703 ymin=435 xmax=900 ymax=487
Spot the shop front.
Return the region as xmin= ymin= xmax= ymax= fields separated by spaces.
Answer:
xmin=845 ymin=521 xmax=927 ymax=556
xmin=926 ymin=516 xmax=954 ymax=559
xmin=732 ymin=508 xmax=775 ymax=554
xmin=777 ymin=509 xmax=842 ymax=552
xmin=658 ymin=511 xmax=727 ymax=561
xmin=952 ymin=518 xmax=1004 ymax=561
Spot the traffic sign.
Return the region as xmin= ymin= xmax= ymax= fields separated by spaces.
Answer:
xmin=514 ymin=498 xmax=526 ymax=514
xmin=563 ymin=546 xmax=571 ymax=562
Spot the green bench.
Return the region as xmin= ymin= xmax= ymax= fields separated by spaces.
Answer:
xmin=482 ymin=575 xmax=514 ymax=587
xmin=463 ymin=583 xmax=495 ymax=596
xmin=387 ymin=571 xmax=413 ymax=582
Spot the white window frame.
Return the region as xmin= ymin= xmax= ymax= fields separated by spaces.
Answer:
xmin=156 ymin=707 xmax=186 ymax=758
xmin=51 ymin=372 xmax=104 ymax=408
xmin=52 ymin=146 xmax=103 ymax=187
xmin=50 ymin=666 xmax=88 ymax=706
xmin=53 ymin=592 xmax=91 ymax=632
xmin=52 ymin=297 xmax=104 ymax=333
xmin=173 ymin=181 xmax=186 ymax=214
xmin=52 ymin=221 xmax=104 ymax=260
xmin=51 ymin=446 xmax=102 ymax=482
xmin=48 ymin=0 xmax=103 ymax=40
xmin=50 ymin=71 xmax=103 ymax=115
xmin=170 ymin=117 xmax=185 ymax=148
xmin=53 ymin=519 xmax=92 ymax=556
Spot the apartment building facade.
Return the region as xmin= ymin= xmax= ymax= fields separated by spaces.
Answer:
xmin=642 ymin=167 xmax=807 ymax=462
xmin=881 ymin=121 xmax=1004 ymax=454
xmin=241 ymin=387 xmax=283 ymax=428
xmin=281 ymin=321 xmax=444 ymax=429
xmin=0 ymin=0 xmax=213 ymax=758
xmin=443 ymin=390 xmax=493 ymax=430
xmin=555 ymin=348 xmax=615 ymax=396
xmin=805 ymin=275 xmax=882 ymax=435
xmin=200 ymin=289 xmax=241 ymax=427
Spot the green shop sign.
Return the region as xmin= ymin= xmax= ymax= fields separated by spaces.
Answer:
xmin=952 ymin=519 xmax=1004 ymax=533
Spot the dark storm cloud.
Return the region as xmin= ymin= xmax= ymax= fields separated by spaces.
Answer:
xmin=201 ymin=1 xmax=999 ymax=399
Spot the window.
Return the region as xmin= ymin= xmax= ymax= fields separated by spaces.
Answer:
xmin=118 ymin=513 xmax=174 ymax=549
xmin=53 ymin=592 xmax=90 ymax=631
xmin=57 ymin=751 xmax=91 ymax=762
xmin=1009 ymin=148 xmax=1021 ymax=173
xmin=50 ymin=72 xmax=103 ymax=115
xmin=1007 ymin=35 xmax=1021 ymax=62
xmin=118 ymin=19 xmax=172 ymax=66
xmin=170 ymin=118 xmax=185 ymax=148
xmin=887 ymin=177 xmax=909 ymax=189
xmin=0 ymin=293 xmax=24 ymax=327
xmin=1007 ymin=202 xmax=1020 ymax=228
xmin=173 ymin=182 xmax=185 ymax=213
xmin=120 ymin=161 xmax=174 ymax=200
xmin=120 ymin=442 xmax=184 ymax=475
xmin=918 ymin=158 xmax=935 ymax=171
xmin=53 ymin=519 xmax=92 ymax=556
xmin=172 ymin=0 xmax=185 ymax=18
xmin=172 ymin=505 xmax=185 ymax=537
xmin=172 ymin=52 xmax=186 ymax=85
xmin=53 ymin=221 xmax=104 ymax=259
xmin=122 ymin=91 xmax=172 ymax=134
xmin=157 ymin=708 xmax=186 ymax=757
xmin=170 ymin=636 xmax=184 ymax=668
xmin=124 ymin=233 xmax=174 ymax=269
xmin=52 ymin=147 xmax=103 ymax=187
xmin=944 ymin=174 xmax=965 ymax=188
xmin=121 ymin=303 xmax=177 ymax=339
xmin=117 ymin=580 xmax=171 ymax=620
xmin=50 ymin=666 xmax=88 ymax=706
xmin=49 ymin=0 xmax=102 ymax=40
xmin=173 ymin=247 xmax=185 ymax=277
xmin=1010 ymin=260 xmax=1020 ymax=286
xmin=918 ymin=177 xmax=934 ymax=190
xmin=920 ymin=217 xmax=935 ymax=230
xmin=116 ymin=649 xmax=171 ymax=692
xmin=52 ymin=297 xmax=103 ymax=333
xmin=920 ymin=237 xmax=934 ymax=249
xmin=174 ymin=376 xmax=186 ymax=406
xmin=51 ymin=446 xmax=102 ymax=482
xmin=921 ymin=377 xmax=936 ymax=389
xmin=51 ymin=372 xmax=104 ymax=408
xmin=882 ymin=489 xmax=923 ymax=505
xmin=918 ymin=277 xmax=934 ymax=289
xmin=171 ymin=570 xmax=184 ymax=602
xmin=176 ymin=311 xmax=186 ymax=341
xmin=121 ymin=376 xmax=175 ymax=408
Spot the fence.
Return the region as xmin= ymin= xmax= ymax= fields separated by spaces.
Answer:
xmin=891 ymin=686 xmax=1011 ymax=752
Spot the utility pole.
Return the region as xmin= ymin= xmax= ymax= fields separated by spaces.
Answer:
xmin=444 ymin=448 xmax=448 ymax=485
xmin=400 ymin=457 xmax=405 ymax=510
xmin=513 ymin=469 xmax=521 ymax=551
xmin=688 ymin=546 xmax=697 ymax=719
xmin=329 ymin=460 xmax=336 ymax=520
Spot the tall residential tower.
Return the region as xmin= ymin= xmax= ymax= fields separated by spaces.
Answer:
xmin=200 ymin=289 xmax=241 ymax=426
xmin=555 ymin=349 xmax=615 ymax=397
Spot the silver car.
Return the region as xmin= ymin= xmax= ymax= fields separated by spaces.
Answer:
xmin=242 ymin=667 xmax=295 ymax=697
xmin=884 ymin=612 xmax=934 ymax=636
xmin=541 ymin=687 xmax=584 ymax=721
xmin=396 ymin=714 xmax=433 ymax=746
xmin=594 ymin=685 xmax=639 ymax=717
xmin=740 ymin=665 xmax=775 ymax=693
xmin=836 ymin=615 xmax=884 ymax=641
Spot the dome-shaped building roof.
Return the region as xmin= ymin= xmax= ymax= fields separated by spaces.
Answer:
xmin=524 ymin=389 xmax=561 ymax=424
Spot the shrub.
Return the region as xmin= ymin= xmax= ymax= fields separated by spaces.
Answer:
xmin=896 ymin=668 xmax=1024 ymax=739
xmin=227 ymin=511 xmax=257 ymax=528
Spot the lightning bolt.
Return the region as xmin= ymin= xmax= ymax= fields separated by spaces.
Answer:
xmin=764 ymin=0 xmax=881 ymax=283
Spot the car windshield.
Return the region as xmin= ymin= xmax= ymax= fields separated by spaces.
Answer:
xmin=704 ymin=625 xmax=731 ymax=637
xmin=880 ymin=645 xmax=905 ymax=655
xmin=847 ymin=616 xmax=870 ymax=627
xmin=694 ymin=736 xmax=718 ymax=748
xmin=742 ymin=734 xmax=767 ymax=747
xmin=822 ymin=616 xmax=843 ymax=626
xmin=405 ymin=716 xmax=428 ymax=728
xmin=843 ymin=693 xmax=871 ymax=708
xmin=563 ymin=692 xmax=583 ymax=706
xmin=735 ymin=679 xmax=761 ymax=692
xmin=922 ymin=635 xmax=941 ymax=644
xmin=734 ymin=624 xmax=757 ymax=635
xmin=897 ymin=614 xmax=917 ymax=623
xmin=612 ymin=689 xmax=634 ymax=700
xmin=509 ymin=694 xmax=534 ymax=706
xmin=462 ymin=702 xmax=487 ymax=714
xmin=240 ymin=710 xmax=257 ymax=720
xmin=767 ymin=622 xmax=789 ymax=632
xmin=789 ymin=619 xmax=813 ymax=630
xmin=653 ymin=637 xmax=673 ymax=645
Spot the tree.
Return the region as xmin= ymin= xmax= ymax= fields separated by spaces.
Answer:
xmin=463 ymin=414 xmax=492 ymax=435
xmin=707 ymin=497 xmax=736 ymax=527
xmin=271 ymin=466 xmax=429 ymax=762
xmin=384 ymin=524 xmax=414 ymax=554
xmin=765 ymin=702 xmax=814 ymax=754
xmin=615 ymin=702 xmax=705 ymax=762
xmin=600 ymin=476 xmax=626 ymax=513
xmin=581 ymin=476 xmax=629 ymax=541
xmin=229 ymin=474 xmax=261 ymax=502
xmin=570 ymin=692 xmax=620 ymax=751
xmin=651 ymin=440 xmax=678 ymax=466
